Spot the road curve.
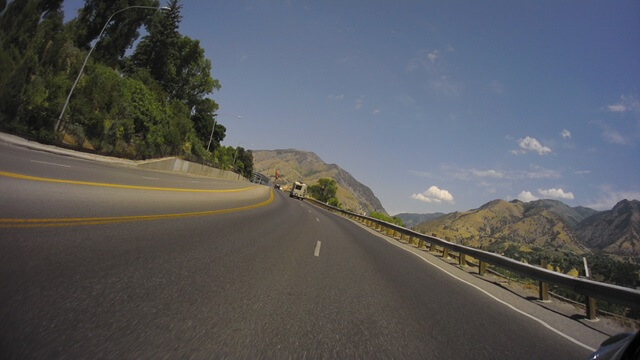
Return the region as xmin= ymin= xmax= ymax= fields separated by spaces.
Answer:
xmin=0 ymin=142 xmax=594 ymax=359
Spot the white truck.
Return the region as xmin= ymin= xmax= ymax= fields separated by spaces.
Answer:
xmin=289 ymin=181 xmax=307 ymax=200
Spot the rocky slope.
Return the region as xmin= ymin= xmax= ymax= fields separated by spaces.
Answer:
xmin=252 ymin=149 xmax=386 ymax=214
xmin=576 ymin=199 xmax=640 ymax=258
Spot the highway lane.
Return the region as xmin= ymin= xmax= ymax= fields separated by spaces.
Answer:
xmin=0 ymin=146 xmax=592 ymax=358
xmin=0 ymin=141 xmax=243 ymax=190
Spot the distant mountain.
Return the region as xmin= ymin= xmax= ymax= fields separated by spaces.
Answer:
xmin=576 ymin=200 xmax=640 ymax=258
xmin=394 ymin=213 xmax=445 ymax=229
xmin=415 ymin=199 xmax=589 ymax=254
xmin=252 ymin=149 xmax=386 ymax=214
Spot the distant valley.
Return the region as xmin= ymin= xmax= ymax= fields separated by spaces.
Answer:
xmin=394 ymin=213 xmax=446 ymax=229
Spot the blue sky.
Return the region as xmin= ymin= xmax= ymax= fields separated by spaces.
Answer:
xmin=63 ymin=0 xmax=640 ymax=214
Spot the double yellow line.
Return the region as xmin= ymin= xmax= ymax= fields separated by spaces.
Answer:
xmin=0 ymin=171 xmax=274 ymax=228
xmin=0 ymin=171 xmax=258 ymax=193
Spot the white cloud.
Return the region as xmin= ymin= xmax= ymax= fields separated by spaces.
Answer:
xmin=537 ymin=188 xmax=574 ymax=200
xmin=573 ymin=170 xmax=591 ymax=175
xmin=355 ymin=96 xmax=364 ymax=110
xmin=445 ymin=44 xmax=455 ymax=53
xmin=430 ymin=75 xmax=462 ymax=96
xmin=327 ymin=94 xmax=344 ymax=101
xmin=513 ymin=136 xmax=551 ymax=155
xmin=471 ymin=169 xmax=504 ymax=178
xmin=606 ymin=95 xmax=640 ymax=114
xmin=411 ymin=186 xmax=454 ymax=204
xmin=585 ymin=185 xmax=640 ymax=210
xmin=371 ymin=109 xmax=380 ymax=115
xmin=420 ymin=165 xmax=560 ymax=182
xmin=517 ymin=191 xmax=538 ymax=202
xmin=523 ymin=165 xmax=561 ymax=179
xmin=608 ymin=104 xmax=627 ymax=112
xmin=560 ymin=129 xmax=571 ymax=139
xmin=427 ymin=50 xmax=440 ymax=63
xmin=602 ymin=129 xmax=626 ymax=145
xmin=406 ymin=48 xmax=446 ymax=73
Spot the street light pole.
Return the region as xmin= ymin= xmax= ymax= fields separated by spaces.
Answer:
xmin=54 ymin=5 xmax=170 ymax=133
xmin=207 ymin=113 xmax=242 ymax=152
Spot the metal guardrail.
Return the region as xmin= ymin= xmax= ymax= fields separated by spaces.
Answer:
xmin=306 ymin=198 xmax=640 ymax=320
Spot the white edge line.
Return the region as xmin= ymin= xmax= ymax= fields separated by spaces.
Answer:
xmin=314 ymin=241 xmax=321 ymax=257
xmin=142 ymin=176 xmax=159 ymax=180
xmin=377 ymin=229 xmax=597 ymax=352
xmin=30 ymin=160 xmax=71 ymax=168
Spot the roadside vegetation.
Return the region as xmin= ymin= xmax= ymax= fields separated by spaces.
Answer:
xmin=369 ymin=212 xmax=404 ymax=227
xmin=308 ymin=178 xmax=341 ymax=208
xmin=0 ymin=0 xmax=253 ymax=178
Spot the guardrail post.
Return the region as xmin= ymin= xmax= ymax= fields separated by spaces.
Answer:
xmin=427 ymin=242 xmax=433 ymax=252
xmin=479 ymin=261 xmax=487 ymax=275
xmin=539 ymin=259 xmax=550 ymax=302
xmin=459 ymin=253 xmax=467 ymax=266
xmin=418 ymin=239 xmax=425 ymax=249
xmin=586 ymin=297 xmax=597 ymax=320
xmin=442 ymin=248 xmax=449 ymax=259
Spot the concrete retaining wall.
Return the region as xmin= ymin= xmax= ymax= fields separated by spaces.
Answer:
xmin=138 ymin=157 xmax=249 ymax=182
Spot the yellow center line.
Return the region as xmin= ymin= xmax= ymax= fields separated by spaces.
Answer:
xmin=0 ymin=171 xmax=258 ymax=193
xmin=0 ymin=189 xmax=275 ymax=228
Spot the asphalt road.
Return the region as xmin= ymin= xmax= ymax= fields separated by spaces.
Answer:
xmin=0 ymin=142 xmax=594 ymax=359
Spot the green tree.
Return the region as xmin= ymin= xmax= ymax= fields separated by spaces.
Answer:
xmin=130 ymin=0 xmax=181 ymax=91
xmin=214 ymin=145 xmax=235 ymax=170
xmin=72 ymin=0 xmax=159 ymax=67
xmin=328 ymin=197 xmax=341 ymax=208
xmin=233 ymin=147 xmax=254 ymax=179
xmin=1 ymin=1 xmax=72 ymax=141
xmin=0 ymin=0 xmax=64 ymax=125
xmin=191 ymin=98 xmax=225 ymax=148
xmin=170 ymin=36 xmax=220 ymax=110
xmin=308 ymin=178 xmax=338 ymax=202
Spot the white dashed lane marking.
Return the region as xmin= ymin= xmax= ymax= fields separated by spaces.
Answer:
xmin=30 ymin=160 xmax=70 ymax=168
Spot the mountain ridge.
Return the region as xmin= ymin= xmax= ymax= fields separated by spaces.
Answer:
xmin=252 ymin=149 xmax=387 ymax=214
xmin=413 ymin=198 xmax=638 ymax=260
